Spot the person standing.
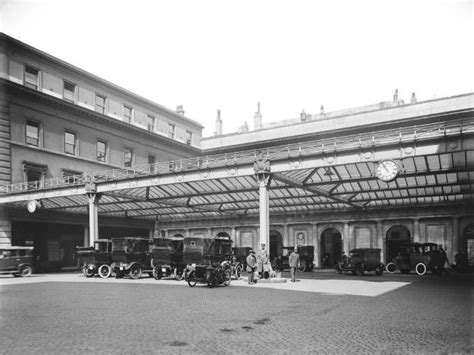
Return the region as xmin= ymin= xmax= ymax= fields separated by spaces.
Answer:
xmin=246 ymin=249 xmax=257 ymax=285
xmin=289 ymin=247 xmax=300 ymax=282
xmin=257 ymin=244 xmax=269 ymax=279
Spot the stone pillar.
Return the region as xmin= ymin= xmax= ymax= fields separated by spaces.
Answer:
xmin=343 ymin=222 xmax=350 ymax=253
xmin=283 ymin=224 xmax=289 ymax=246
xmin=376 ymin=220 xmax=384 ymax=262
xmin=254 ymin=153 xmax=271 ymax=251
xmin=85 ymin=175 xmax=100 ymax=247
xmin=312 ymin=223 xmax=318 ymax=268
xmin=413 ymin=219 xmax=420 ymax=243
xmin=83 ymin=226 xmax=89 ymax=247
xmin=452 ymin=217 xmax=459 ymax=262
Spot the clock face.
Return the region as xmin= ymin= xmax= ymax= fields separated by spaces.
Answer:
xmin=376 ymin=160 xmax=399 ymax=182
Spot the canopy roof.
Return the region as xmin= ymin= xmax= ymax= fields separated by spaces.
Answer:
xmin=0 ymin=118 xmax=472 ymax=222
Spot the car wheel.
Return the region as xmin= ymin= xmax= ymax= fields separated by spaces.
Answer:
xmin=152 ymin=267 xmax=162 ymax=280
xmin=129 ymin=264 xmax=142 ymax=280
xmin=415 ymin=262 xmax=427 ymax=276
xmin=223 ymin=269 xmax=232 ymax=286
xmin=98 ymin=264 xmax=111 ymax=279
xmin=298 ymin=261 xmax=307 ymax=272
xmin=356 ymin=264 xmax=365 ymax=276
xmin=187 ymin=271 xmax=197 ymax=287
xmin=83 ymin=266 xmax=94 ymax=278
xmin=234 ymin=265 xmax=242 ymax=279
xmin=375 ymin=266 xmax=383 ymax=276
xmin=386 ymin=262 xmax=397 ymax=273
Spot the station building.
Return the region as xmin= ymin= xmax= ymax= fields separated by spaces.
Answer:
xmin=0 ymin=33 xmax=473 ymax=270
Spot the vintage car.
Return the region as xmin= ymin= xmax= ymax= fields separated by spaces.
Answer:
xmin=184 ymin=235 xmax=233 ymax=287
xmin=76 ymin=239 xmax=113 ymax=278
xmin=385 ymin=242 xmax=445 ymax=275
xmin=150 ymin=237 xmax=184 ymax=280
xmin=111 ymin=237 xmax=153 ymax=279
xmin=272 ymin=246 xmax=315 ymax=272
xmin=0 ymin=246 xmax=35 ymax=277
xmin=335 ymin=248 xmax=384 ymax=276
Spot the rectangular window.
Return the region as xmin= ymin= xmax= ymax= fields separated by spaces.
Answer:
xmin=97 ymin=140 xmax=107 ymax=162
xmin=26 ymin=121 xmax=40 ymax=146
xmin=148 ymin=155 xmax=156 ymax=173
xmin=64 ymin=131 xmax=76 ymax=155
xmin=95 ymin=94 xmax=107 ymax=114
xmin=63 ymin=81 xmax=76 ymax=102
xmin=123 ymin=105 xmax=133 ymax=124
xmin=186 ymin=130 xmax=193 ymax=145
xmin=168 ymin=123 xmax=176 ymax=139
xmin=147 ymin=115 xmax=155 ymax=132
xmin=62 ymin=169 xmax=82 ymax=184
xmin=124 ymin=148 xmax=133 ymax=168
xmin=24 ymin=65 xmax=39 ymax=90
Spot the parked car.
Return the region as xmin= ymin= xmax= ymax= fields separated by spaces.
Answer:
xmin=150 ymin=237 xmax=184 ymax=280
xmin=0 ymin=246 xmax=35 ymax=277
xmin=385 ymin=242 xmax=445 ymax=275
xmin=335 ymin=248 xmax=384 ymax=276
xmin=272 ymin=246 xmax=315 ymax=272
xmin=111 ymin=237 xmax=153 ymax=279
xmin=76 ymin=239 xmax=113 ymax=278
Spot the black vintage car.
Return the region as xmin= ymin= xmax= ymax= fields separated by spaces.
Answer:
xmin=335 ymin=248 xmax=384 ymax=276
xmin=111 ymin=237 xmax=153 ymax=279
xmin=0 ymin=246 xmax=35 ymax=277
xmin=385 ymin=242 xmax=445 ymax=275
xmin=150 ymin=237 xmax=184 ymax=280
xmin=273 ymin=246 xmax=315 ymax=272
xmin=184 ymin=235 xmax=233 ymax=287
xmin=76 ymin=239 xmax=113 ymax=278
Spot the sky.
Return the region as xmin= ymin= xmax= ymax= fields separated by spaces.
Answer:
xmin=1 ymin=0 xmax=473 ymax=137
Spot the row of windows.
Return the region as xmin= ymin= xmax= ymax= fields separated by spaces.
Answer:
xmin=22 ymin=64 xmax=193 ymax=145
xmin=25 ymin=120 xmax=154 ymax=169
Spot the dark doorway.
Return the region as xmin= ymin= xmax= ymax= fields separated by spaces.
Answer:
xmin=385 ymin=225 xmax=411 ymax=264
xmin=320 ymin=228 xmax=342 ymax=268
xmin=270 ymin=230 xmax=283 ymax=261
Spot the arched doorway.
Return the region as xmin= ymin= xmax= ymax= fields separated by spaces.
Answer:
xmin=385 ymin=225 xmax=411 ymax=264
xmin=216 ymin=232 xmax=230 ymax=239
xmin=320 ymin=228 xmax=342 ymax=268
xmin=171 ymin=233 xmax=184 ymax=239
xmin=270 ymin=230 xmax=283 ymax=261
xmin=463 ymin=224 xmax=474 ymax=265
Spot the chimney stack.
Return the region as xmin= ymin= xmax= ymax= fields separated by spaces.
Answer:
xmin=176 ymin=105 xmax=185 ymax=116
xmin=254 ymin=102 xmax=262 ymax=130
xmin=214 ymin=109 xmax=223 ymax=136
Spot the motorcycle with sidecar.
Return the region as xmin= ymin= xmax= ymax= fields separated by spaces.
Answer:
xmin=185 ymin=235 xmax=233 ymax=287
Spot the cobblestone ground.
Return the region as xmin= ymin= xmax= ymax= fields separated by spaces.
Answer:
xmin=0 ymin=271 xmax=472 ymax=354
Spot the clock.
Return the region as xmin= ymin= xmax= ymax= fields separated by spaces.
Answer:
xmin=27 ymin=199 xmax=38 ymax=213
xmin=375 ymin=160 xmax=399 ymax=182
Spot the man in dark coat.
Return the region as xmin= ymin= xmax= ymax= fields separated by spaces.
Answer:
xmin=246 ymin=249 xmax=257 ymax=285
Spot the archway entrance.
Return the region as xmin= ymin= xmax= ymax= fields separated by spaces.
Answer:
xmin=320 ymin=228 xmax=342 ymax=269
xmin=216 ymin=232 xmax=230 ymax=239
xmin=463 ymin=224 xmax=474 ymax=265
xmin=269 ymin=230 xmax=283 ymax=261
xmin=386 ymin=225 xmax=411 ymax=263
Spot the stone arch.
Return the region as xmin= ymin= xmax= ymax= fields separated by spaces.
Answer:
xmin=320 ymin=228 xmax=342 ymax=269
xmin=171 ymin=233 xmax=184 ymax=239
xmin=385 ymin=225 xmax=411 ymax=263
xmin=216 ymin=231 xmax=230 ymax=239
xmin=270 ymin=230 xmax=283 ymax=261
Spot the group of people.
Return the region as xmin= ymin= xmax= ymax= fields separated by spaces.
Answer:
xmin=245 ymin=245 xmax=301 ymax=284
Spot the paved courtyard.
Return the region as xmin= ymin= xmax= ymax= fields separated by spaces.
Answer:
xmin=1 ymin=271 xmax=472 ymax=354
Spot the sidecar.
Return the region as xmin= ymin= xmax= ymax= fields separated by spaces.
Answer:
xmin=184 ymin=235 xmax=232 ymax=287
xmin=150 ymin=237 xmax=184 ymax=280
